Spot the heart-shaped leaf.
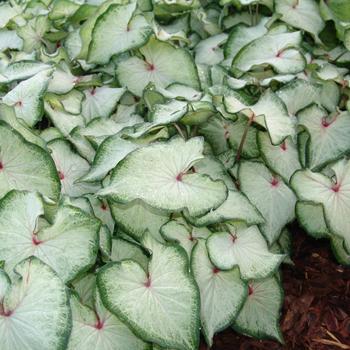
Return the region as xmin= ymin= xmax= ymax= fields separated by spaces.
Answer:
xmin=295 ymin=201 xmax=330 ymax=239
xmin=0 ymin=257 xmax=71 ymax=350
xmin=116 ymin=37 xmax=200 ymax=96
xmin=0 ymin=190 xmax=100 ymax=282
xmin=160 ymin=217 xmax=211 ymax=257
xmin=291 ymin=158 xmax=350 ymax=252
xmin=195 ymin=33 xmax=227 ymax=66
xmin=81 ymin=136 xmax=140 ymax=182
xmin=224 ymin=18 xmax=268 ymax=61
xmin=239 ymin=161 xmax=296 ymax=245
xmin=110 ymin=238 xmax=149 ymax=271
xmin=0 ymin=121 xmax=60 ymax=200
xmin=81 ymin=86 xmax=126 ymax=122
xmin=224 ymin=89 xmax=295 ymax=145
xmin=98 ymin=137 xmax=228 ymax=217
xmin=184 ymin=189 xmax=264 ymax=227
xmin=0 ymin=61 xmax=51 ymax=84
xmin=258 ymin=132 xmax=301 ymax=182
xmin=110 ymin=199 xmax=170 ymax=242
xmin=275 ymin=0 xmax=324 ymax=40
xmin=2 ymin=70 xmax=51 ymax=127
xmin=48 ymin=139 xmax=100 ymax=198
xmin=232 ymin=32 xmax=305 ymax=77
xmin=232 ymin=276 xmax=283 ymax=343
xmin=276 ymin=79 xmax=319 ymax=117
xmin=97 ymin=232 xmax=200 ymax=350
xmin=68 ymin=289 xmax=148 ymax=350
xmin=192 ymin=239 xmax=246 ymax=346
xmin=298 ymin=105 xmax=350 ymax=170
xmin=88 ymin=2 xmax=152 ymax=64
xmin=206 ymin=225 xmax=285 ymax=280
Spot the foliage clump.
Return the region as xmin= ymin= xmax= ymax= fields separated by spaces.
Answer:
xmin=0 ymin=0 xmax=350 ymax=349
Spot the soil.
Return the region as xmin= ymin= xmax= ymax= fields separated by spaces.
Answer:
xmin=201 ymin=223 xmax=350 ymax=350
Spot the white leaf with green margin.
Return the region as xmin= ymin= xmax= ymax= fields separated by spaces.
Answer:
xmin=129 ymin=101 xmax=188 ymax=139
xmin=3 ymin=70 xmax=51 ymax=127
xmin=72 ymin=273 xmax=97 ymax=309
xmin=160 ymin=217 xmax=210 ymax=257
xmin=88 ymin=2 xmax=152 ymax=64
xmin=233 ymin=277 xmax=283 ymax=342
xmin=181 ymin=100 xmax=215 ymax=126
xmin=0 ymin=257 xmax=71 ymax=350
xmin=82 ymin=86 xmax=126 ymax=122
xmin=110 ymin=238 xmax=149 ymax=272
xmin=44 ymin=102 xmax=85 ymax=137
xmin=195 ymin=33 xmax=227 ymax=65
xmin=0 ymin=121 xmax=60 ymax=200
xmin=192 ymin=239 xmax=246 ymax=347
xmin=62 ymin=195 xmax=94 ymax=214
xmin=150 ymin=99 xmax=188 ymax=124
xmin=232 ymin=31 xmax=305 ymax=77
xmin=80 ymin=116 xmax=142 ymax=146
xmin=17 ymin=16 xmax=49 ymax=53
xmin=315 ymin=63 xmax=347 ymax=82
xmin=0 ymin=190 xmax=100 ymax=282
xmin=97 ymin=232 xmax=200 ymax=350
xmin=117 ymin=37 xmax=200 ymax=96
xmin=206 ymin=225 xmax=284 ymax=280
xmin=48 ymin=139 xmax=100 ymax=198
xmin=60 ymin=89 xmax=84 ymax=115
xmin=68 ymin=290 xmax=148 ymax=350
xmin=225 ymin=89 xmax=295 ymax=146
xmin=275 ymin=0 xmax=324 ymax=39
xmin=291 ymin=159 xmax=350 ymax=251
xmin=258 ymin=132 xmax=301 ymax=182
xmin=77 ymin=0 xmax=131 ymax=60
xmin=17 ymin=15 xmax=50 ymax=53
xmin=0 ymin=30 xmax=23 ymax=52
xmin=166 ymin=83 xmax=202 ymax=102
xmin=276 ymin=79 xmax=319 ymax=117
xmin=87 ymin=195 xmax=115 ymax=233
xmin=298 ymin=105 xmax=350 ymax=170
xmin=49 ymin=0 xmax=80 ymax=21
xmin=47 ymin=67 xmax=77 ymax=95
xmin=184 ymin=189 xmax=264 ymax=227
xmin=68 ymin=129 xmax=96 ymax=163
xmin=239 ymin=161 xmax=296 ymax=245
xmin=224 ymin=18 xmax=268 ymax=61
xmin=81 ymin=136 xmax=140 ymax=182
xmin=98 ymin=137 xmax=228 ymax=217
xmin=110 ymin=199 xmax=170 ymax=242
xmin=190 ymin=156 xmax=234 ymax=189
xmin=295 ymin=201 xmax=330 ymax=239
xmin=318 ymin=80 xmax=340 ymax=112
xmin=0 ymin=104 xmax=47 ymax=149
xmin=0 ymin=61 xmax=51 ymax=84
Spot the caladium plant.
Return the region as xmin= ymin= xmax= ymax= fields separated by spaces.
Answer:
xmin=0 ymin=0 xmax=349 ymax=349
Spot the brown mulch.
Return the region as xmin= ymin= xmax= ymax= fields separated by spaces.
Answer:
xmin=202 ymin=223 xmax=350 ymax=350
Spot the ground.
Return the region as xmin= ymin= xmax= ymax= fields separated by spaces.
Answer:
xmin=202 ymin=224 xmax=350 ymax=350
